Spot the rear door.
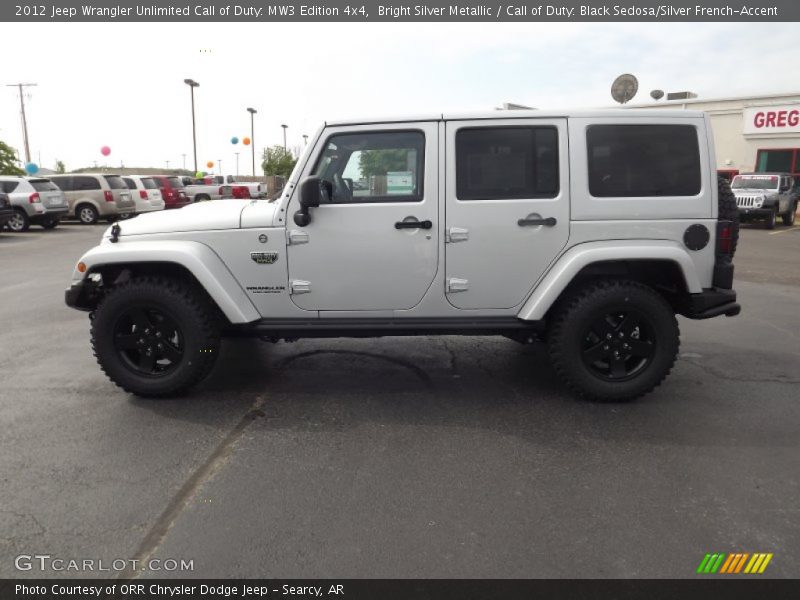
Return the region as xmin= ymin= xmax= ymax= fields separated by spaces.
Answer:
xmin=29 ymin=179 xmax=68 ymax=209
xmin=444 ymin=118 xmax=570 ymax=309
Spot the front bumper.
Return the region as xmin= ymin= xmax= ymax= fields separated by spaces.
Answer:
xmin=738 ymin=207 xmax=775 ymax=219
xmin=679 ymin=287 xmax=741 ymax=320
xmin=65 ymin=277 xmax=101 ymax=311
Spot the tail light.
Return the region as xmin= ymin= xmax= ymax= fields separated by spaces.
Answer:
xmin=139 ymin=190 xmax=148 ymax=200
xmin=28 ymin=192 xmax=41 ymax=204
xmin=104 ymin=190 xmax=114 ymax=202
xmin=716 ymin=221 xmax=733 ymax=256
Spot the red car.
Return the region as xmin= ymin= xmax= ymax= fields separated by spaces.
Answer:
xmin=150 ymin=175 xmax=191 ymax=210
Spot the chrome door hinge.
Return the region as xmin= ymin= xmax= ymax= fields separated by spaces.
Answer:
xmin=445 ymin=227 xmax=469 ymax=243
xmin=290 ymin=280 xmax=311 ymax=294
xmin=287 ymin=229 xmax=309 ymax=245
xmin=446 ymin=278 xmax=469 ymax=293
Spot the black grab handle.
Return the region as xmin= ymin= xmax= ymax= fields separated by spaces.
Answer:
xmin=395 ymin=220 xmax=433 ymax=230
xmin=517 ymin=217 xmax=557 ymax=227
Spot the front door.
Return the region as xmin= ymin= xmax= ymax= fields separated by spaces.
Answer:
xmin=287 ymin=123 xmax=438 ymax=311
xmin=444 ymin=119 xmax=570 ymax=309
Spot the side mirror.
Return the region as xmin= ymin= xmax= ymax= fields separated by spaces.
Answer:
xmin=294 ymin=178 xmax=332 ymax=226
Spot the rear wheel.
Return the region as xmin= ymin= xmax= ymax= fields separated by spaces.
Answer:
xmin=90 ymin=277 xmax=221 ymax=397
xmin=548 ymin=280 xmax=679 ymax=402
xmin=782 ymin=201 xmax=797 ymax=226
xmin=77 ymin=204 xmax=99 ymax=225
xmin=7 ymin=209 xmax=30 ymax=232
xmin=41 ymin=217 xmax=59 ymax=230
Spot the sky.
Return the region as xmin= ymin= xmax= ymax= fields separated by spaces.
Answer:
xmin=1 ymin=22 xmax=798 ymax=174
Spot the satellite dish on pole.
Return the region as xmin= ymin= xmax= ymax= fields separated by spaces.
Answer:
xmin=611 ymin=74 xmax=639 ymax=104
xmin=650 ymin=89 xmax=665 ymax=101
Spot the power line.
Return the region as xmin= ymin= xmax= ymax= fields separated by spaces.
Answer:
xmin=5 ymin=83 xmax=37 ymax=164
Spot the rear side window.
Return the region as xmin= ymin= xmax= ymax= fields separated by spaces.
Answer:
xmin=1 ymin=181 xmax=20 ymax=193
xmin=29 ymin=179 xmax=59 ymax=192
xmin=73 ymin=176 xmax=101 ymax=191
xmin=587 ymin=125 xmax=701 ymax=197
xmin=456 ymin=127 xmax=559 ymax=200
xmin=50 ymin=177 xmax=71 ymax=191
xmin=141 ymin=177 xmax=157 ymax=189
xmin=104 ymin=176 xmax=127 ymax=190
xmin=166 ymin=177 xmax=184 ymax=188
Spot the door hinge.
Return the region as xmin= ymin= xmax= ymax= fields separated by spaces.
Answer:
xmin=445 ymin=227 xmax=469 ymax=243
xmin=290 ymin=280 xmax=311 ymax=294
xmin=287 ymin=229 xmax=309 ymax=245
xmin=446 ymin=278 xmax=469 ymax=293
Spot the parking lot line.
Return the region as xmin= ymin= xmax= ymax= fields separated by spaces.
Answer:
xmin=768 ymin=226 xmax=800 ymax=235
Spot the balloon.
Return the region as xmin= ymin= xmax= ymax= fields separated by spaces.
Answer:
xmin=100 ymin=146 xmax=111 ymax=156
xmin=195 ymin=171 xmax=204 ymax=179
xmin=243 ymin=137 xmax=251 ymax=146
xmin=24 ymin=162 xmax=39 ymax=175
xmin=206 ymin=161 xmax=214 ymax=168
xmin=231 ymin=136 xmax=239 ymax=145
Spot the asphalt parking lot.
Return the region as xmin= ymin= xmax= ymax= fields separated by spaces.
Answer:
xmin=1 ymin=221 xmax=798 ymax=579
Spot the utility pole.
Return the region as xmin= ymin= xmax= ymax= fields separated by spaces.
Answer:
xmin=247 ymin=107 xmax=257 ymax=176
xmin=218 ymin=159 xmax=222 ymax=176
xmin=281 ymin=124 xmax=288 ymax=152
xmin=235 ymin=152 xmax=240 ymax=176
xmin=184 ymin=79 xmax=200 ymax=172
xmin=182 ymin=153 xmax=187 ymax=170
xmin=6 ymin=83 xmax=37 ymax=163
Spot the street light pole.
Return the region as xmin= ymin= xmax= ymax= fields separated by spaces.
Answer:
xmin=184 ymin=79 xmax=199 ymax=173
xmin=247 ymin=107 xmax=257 ymax=176
xmin=182 ymin=153 xmax=186 ymax=170
xmin=281 ymin=124 xmax=288 ymax=152
xmin=218 ymin=159 xmax=222 ymax=177
xmin=235 ymin=152 xmax=240 ymax=177
xmin=302 ymin=134 xmax=308 ymax=146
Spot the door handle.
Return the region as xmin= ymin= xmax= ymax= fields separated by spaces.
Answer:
xmin=395 ymin=220 xmax=432 ymax=230
xmin=517 ymin=217 xmax=557 ymax=227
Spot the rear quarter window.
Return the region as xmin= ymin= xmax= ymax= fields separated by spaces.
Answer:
xmin=29 ymin=180 xmax=60 ymax=192
xmin=587 ymin=124 xmax=701 ymax=197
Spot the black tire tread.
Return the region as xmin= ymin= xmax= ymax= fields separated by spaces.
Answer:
xmin=548 ymin=279 xmax=679 ymax=402
xmin=90 ymin=276 xmax=220 ymax=397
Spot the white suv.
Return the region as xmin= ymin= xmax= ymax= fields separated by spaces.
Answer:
xmin=65 ymin=109 xmax=740 ymax=401
xmin=121 ymin=175 xmax=166 ymax=218
xmin=0 ymin=176 xmax=69 ymax=231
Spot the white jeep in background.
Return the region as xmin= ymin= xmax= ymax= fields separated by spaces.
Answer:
xmin=65 ymin=109 xmax=740 ymax=401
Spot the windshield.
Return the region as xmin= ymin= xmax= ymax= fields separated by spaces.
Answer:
xmin=732 ymin=175 xmax=779 ymax=190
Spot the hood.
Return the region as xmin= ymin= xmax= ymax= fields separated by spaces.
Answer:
xmin=114 ymin=200 xmax=252 ymax=236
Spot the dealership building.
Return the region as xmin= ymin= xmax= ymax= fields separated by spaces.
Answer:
xmin=627 ymin=91 xmax=800 ymax=180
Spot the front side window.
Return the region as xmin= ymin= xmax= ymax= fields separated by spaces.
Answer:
xmin=587 ymin=125 xmax=701 ymax=197
xmin=456 ymin=127 xmax=559 ymax=200
xmin=313 ymin=130 xmax=425 ymax=203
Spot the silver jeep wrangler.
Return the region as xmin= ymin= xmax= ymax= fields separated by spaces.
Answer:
xmin=65 ymin=110 xmax=740 ymax=402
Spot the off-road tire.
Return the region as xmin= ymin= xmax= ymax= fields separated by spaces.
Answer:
xmin=782 ymin=201 xmax=797 ymax=227
xmin=548 ymin=280 xmax=679 ymax=402
xmin=90 ymin=277 xmax=221 ymax=397
xmin=76 ymin=204 xmax=99 ymax=225
xmin=6 ymin=209 xmax=30 ymax=232
xmin=717 ymin=176 xmax=739 ymax=256
xmin=765 ymin=207 xmax=777 ymax=230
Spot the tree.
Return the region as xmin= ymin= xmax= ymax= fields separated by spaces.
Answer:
xmin=359 ymin=149 xmax=410 ymax=179
xmin=55 ymin=160 xmax=66 ymax=174
xmin=0 ymin=140 xmax=24 ymax=176
xmin=261 ymin=146 xmax=297 ymax=179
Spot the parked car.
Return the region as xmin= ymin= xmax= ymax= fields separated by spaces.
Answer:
xmin=731 ymin=172 xmax=797 ymax=228
xmin=150 ymin=175 xmax=191 ymax=210
xmin=48 ymin=174 xmax=136 ymax=225
xmin=66 ymin=109 xmax=740 ymax=401
xmin=0 ymin=192 xmax=13 ymax=231
xmin=0 ymin=176 xmax=70 ymax=231
xmin=121 ymin=176 xmax=165 ymax=218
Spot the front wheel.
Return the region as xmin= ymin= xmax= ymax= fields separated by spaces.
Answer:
xmin=90 ymin=277 xmax=221 ymax=397
xmin=765 ymin=207 xmax=777 ymax=230
xmin=547 ymin=280 xmax=679 ymax=402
